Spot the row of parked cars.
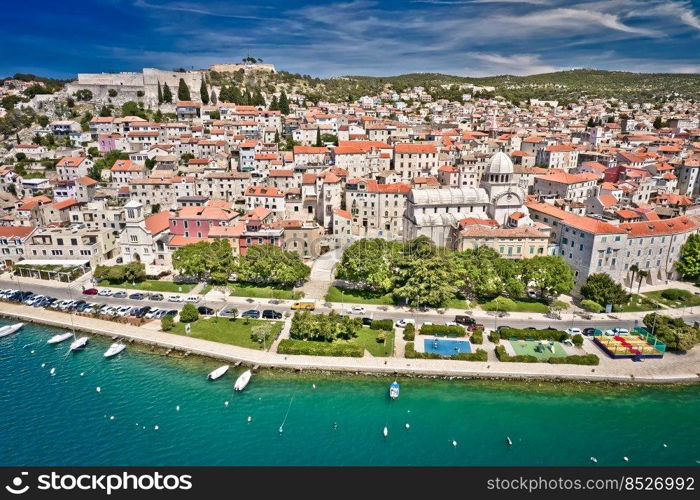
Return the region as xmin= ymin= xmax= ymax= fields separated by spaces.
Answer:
xmin=82 ymin=288 xmax=201 ymax=303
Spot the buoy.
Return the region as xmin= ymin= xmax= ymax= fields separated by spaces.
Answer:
xmin=176 ymin=405 xmax=180 ymax=411
xmin=110 ymin=416 xmax=115 ymax=420
xmin=452 ymin=440 xmax=458 ymax=447
xmin=96 ymin=387 xmax=101 ymax=393
xmin=80 ymin=372 xmax=84 ymax=376
xmin=41 ymin=363 xmax=46 ymax=368
xmin=224 ymin=401 xmax=229 ymax=407
xmin=663 ymin=443 xmax=668 ymax=448
xmin=623 ymin=457 xmax=629 ymax=462
xmin=312 ymin=384 xmax=316 ymax=389
xmin=50 ymin=368 xmax=55 ymax=376
xmin=590 ymin=457 xmax=597 ymax=463
xmin=136 ymin=423 xmax=139 ymax=426
xmin=383 ymin=426 xmax=388 ymax=437
xmin=405 ymin=423 xmax=410 ymax=429
xmin=154 ymin=425 xmax=159 ymax=431
xmin=247 ymin=416 xmax=252 ymax=422
xmin=30 ymin=350 xmax=35 ymax=354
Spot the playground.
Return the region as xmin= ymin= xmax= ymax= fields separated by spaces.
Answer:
xmin=508 ymin=339 xmax=568 ymax=360
xmin=594 ymin=332 xmax=665 ymax=359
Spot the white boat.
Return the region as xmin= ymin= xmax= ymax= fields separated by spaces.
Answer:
xmin=0 ymin=323 xmax=24 ymax=338
xmin=233 ymin=370 xmax=252 ymax=391
xmin=69 ymin=337 xmax=89 ymax=352
xmin=47 ymin=332 xmax=73 ymax=345
xmin=389 ymin=381 xmax=400 ymax=400
xmin=208 ymin=365 xmax=230 ymax=380
xmin=104 ymin=342 xmax=126 ymax=358
xmin=383 ymin=426 xmax=388 ymax=437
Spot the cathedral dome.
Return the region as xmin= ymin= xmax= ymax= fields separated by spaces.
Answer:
xmin=487 ymin=152 xmax=514 ymax=175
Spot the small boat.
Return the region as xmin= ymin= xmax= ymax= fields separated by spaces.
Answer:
xmin=233 ymin=370 xmax=252 ymax=391
xmin=69 ymin=337 xmax=89 ymax=352
xmin=383 ymin=426 xmax=388 ymax=437
xmin=104 ymin=342 xmax=126 ymax=358
xmin=389 ymin=381 xmax=400 ymax=400
xmin=208 ymin=365 xmax=230 ymax=380
xmin=0 ymin=323 xmax=24 ymax=338
xmin=506 ymin=436 xmax=513 ymax=446
xmin=47 ymin=332 xmax=73 ymax=345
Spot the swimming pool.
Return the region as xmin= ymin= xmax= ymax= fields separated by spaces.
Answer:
xmin=423 ymin=338 xmax=472 ymax=356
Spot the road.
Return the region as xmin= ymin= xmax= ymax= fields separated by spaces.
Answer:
xmin=2 ymin=277 xmax=699 ymax=331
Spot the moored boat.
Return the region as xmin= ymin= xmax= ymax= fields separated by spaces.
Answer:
xmin=47 ymin=332 xmax=73 ymax=345
xmin=208 ymin=365 xmax=230 ymax=380
xmin=0 ymin=323 xmax=24 ymax=338
xmin=234 ymin=370 xmax=252 ymax=391
xmin=104 ymin=342 xmax=126 ymax=358
xmin=389 ymin=381 xmax=400 ymax=400
xmin=69 ymin=337 xmax=89 ymax=352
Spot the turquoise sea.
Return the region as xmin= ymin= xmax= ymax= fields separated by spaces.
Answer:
xmin=1 ymin=319 xmax=698 ymax=466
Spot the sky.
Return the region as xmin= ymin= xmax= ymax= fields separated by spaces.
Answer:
xmin=3 ymin=0 xmax=700 ymax=79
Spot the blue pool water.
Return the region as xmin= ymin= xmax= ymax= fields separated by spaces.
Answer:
xmin=423 ymin=338 xmax=472 ymax=356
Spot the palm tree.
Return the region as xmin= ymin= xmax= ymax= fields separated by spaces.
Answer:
xmin=637 ymin=270 xmax=649 ymax=294
xmin=629 ymin=264 xmax=639 ymax=293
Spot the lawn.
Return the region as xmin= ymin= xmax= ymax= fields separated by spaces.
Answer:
xmin=621 ymin=294 xmax=662 ymax=312
xmin=480 ymin=297 xmax=549 ymax=313
xmin=170 ymin=317 xmax=283 ymax=350
xmin=643 ymin=290 xmax=700 ymax=309
xmin=99 ymin=280 xmax=197 ymax=293
xmin=228 ymin=282 xmax=303 ymax=300
xmin=342 ymin=327 xmax=395 ymax=357
xmin=325 ymin=286 xmax=394 ymax=305
xmin=509 ymin=339 xmax=568 ymax=360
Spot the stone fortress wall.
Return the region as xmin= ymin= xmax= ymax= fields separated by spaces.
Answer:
xmin=210 ymin=63 xmax=276 ymax=73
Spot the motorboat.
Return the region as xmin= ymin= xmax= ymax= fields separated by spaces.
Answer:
xmin=389 ymin=381 xmax=400 ymax=400
xmin=104 ymin=342 xmax=126 ymax=358
xmin=208 ymin=365 xmax=230 ymax=380
xmin=69 ymin=336 xmax=89 ymax=352
xmin=234 ymin=370 xmax=252 ymax=391
xmin=47 ymin=332 xmax=73 ymax=344
xmin=0 ymin=323 xmax=24 ymax=338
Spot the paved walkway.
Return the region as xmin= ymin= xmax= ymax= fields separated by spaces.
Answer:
xmin=1 ymin=302 xmax=698 ymax=384
xmin=295 ymin=248 xmax=342 ymax=300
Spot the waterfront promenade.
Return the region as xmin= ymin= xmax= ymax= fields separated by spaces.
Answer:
xmin=1 ymin=302 xmax=698 ymax=384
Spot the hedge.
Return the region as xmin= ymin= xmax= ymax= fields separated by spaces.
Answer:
xmin=369 ymin=319 xmax=394 ymax=331
xmin=405 ymin=342 xmax=487 ymax=361
xmin=572 ymin=334 xmax=584 ymax=346
xmin=403 ymin=323 xmax=415 ymax=341
xmin=498 ymin=327 xmax=568 ymax=341
xmin=419 ymin=324 xmax=466 ymax=337
xmin=470 ymin=330 xmax=483 ymax=344
xmin=495 ymin=345 xmax=599 ymax=365
xmin=488 ymin=331 xmax=500 ymax=344
xmin=277 ymin=339 xmax=364 ymax=357
xmin=661 ymin=289 xmax=693 ymax=301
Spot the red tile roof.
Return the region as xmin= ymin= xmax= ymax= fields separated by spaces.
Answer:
xmin=619 ymin=216 xmax=696 ymax=237
xmin=145 ymin=211 xmax=170 ymax=235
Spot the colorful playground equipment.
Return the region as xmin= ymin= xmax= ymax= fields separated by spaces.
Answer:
xmin=593 ymin=327 xmax=665 ymax=359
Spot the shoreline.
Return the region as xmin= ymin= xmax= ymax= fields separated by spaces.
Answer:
xmin=2 ymin=304 xmax=699 ymax=386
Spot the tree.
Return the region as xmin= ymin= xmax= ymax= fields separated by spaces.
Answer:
xmin=393 ymin=254 xmax=454 ymax=308
xmin=452 ymin=247 xmax=502 ymax=299
xmin=653 ymin=116 xmax=663 ymax=129
xmin=162 ymin=82 xmax=173 ymax=103
xmin=335 ymin=239 xmax=398 ymax=292
xmin=157 ymin=81 xmax=163 ymax=104
xmin=278 ymin=90 xmax=290 ymax=114
xmin=210 ymin=90 xmax=217 ymax=105
xmin=314 ymin=127 xmax=323 ymax=147
xmin=177 ymin=78 xmax=191 ymax=101
xmin=580 ymin=273 xmax=628 ymax=308
xmin=180 ymin=303 xmax=199 ymax=323
xmin=108 ymin=89 xmax=117 ymax=98
xmin=675 ymin=234 xmax=700 ymax=280
xmin=636 ymin=270 xmax=649 ymax=294
xmin=521 ymin=256 xmax=574 ymax=298
xmin=628 ymin=263 xmax=639 ymax=293
xmin=236 ymin=244 xmax=309 ymax=286
xmin=161 ymin=316 xmax=174 ymax=331
xmin=121 ymin=101 xmax=146 ymax=119
xmin=123 ymin=261 xmax=146 ymax=283
xmin=642 ymin=313 xmax=699 ymax=352
xmin=172 ymin=240 xmax=234 ymax=282
xmin=270 ymin=95 xmax=279 ymax=110
xmin=74 ymin=89 xmax=93 ymax=101
xmin=200 ymin=79 xmax=209 ymax=104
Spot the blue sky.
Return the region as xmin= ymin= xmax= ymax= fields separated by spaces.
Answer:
xmin=3 ymin=0 xmax=700 ymax=78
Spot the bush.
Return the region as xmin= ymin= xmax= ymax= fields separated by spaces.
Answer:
xmin=581 ymin=299 xmax=603 ymax=313
xmin=495 ymin=345 xmax=538 ymax=363
xmin=489 ymin=331 xmax=500 ymax=344
xmin=470 ymin=329 xmax=483 ymax=344
xmin=548 ymin=354 xmax=599 ymax=365
xmin=277 ymin=339 xmax=363 ymax=357
xmin=482 ymin=296 xmax=517 ymax=312
xmin=179 ymin=303 xmax=199 ymax=323
xmin=660 ymin=289 xmax=693 ymax=301
xmin=419 ymin=324 xmax=466 ymax=337
xmin=161 ymin=316 xmax=174 ymax=331
xmin=497 ymin=327 xmax=568 ymax=341
xmin=403 ymin=322 xmax=415 ymax=341
xmin=369 ymin=319 xmax=394 ymax=331
xmin=405 ymin=342 xmax=487 ymax=361
xmin=572 ymin=334 xmax=583 ymax=346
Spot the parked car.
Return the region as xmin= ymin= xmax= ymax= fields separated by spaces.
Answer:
xmin=185 ymin=296 xmax=200 ymax=303
xmin=291 ymin=300 xmax=315 ymax=311
xmin=145 ymin=308 xmax=161 ymax=319
xmin=395 ymin=318 xmax=415 ymax=328
xmin=262 ymin=309 xmax=282 ymax=319
xmin=98 ymin=289 xmax=113 ymax=296
xmin=349 ymin=305 xmax=366 ymax=315
xmin=527 ymin=290 xmax=538 ymax=299
xmin=71 ymin=300 xmax=87 ymax=310
xmin=566 ymin=327 xmax=582 ymax=336
xmin=168 ymin=295 xmax=183 ymax=303
xmin=454 ymin=315 xmax=475 ymax=325
xmin=129 ymin=293 xmax=146 ymax=300
xmin=582 ymin=328 xmax=597 ymax=336
xmin=604 ymin=327 xmax=630 ymax=336
xmin=467 ymin=323 xmax=484 ymax=331
xmin=149 ymin=293 xmax=164 ymax=301
xmin=82 ymin=288 xmax=99 ymax=295
xmin=197 ymin=306 xmax=214 ymax=316
xmin=241 ymin=309 xmax=260 ymax=319
xmin=24 ymin=294 xmax=42 ymax=306
xmin=361 ymin=317 xmax=373 ymax=326
xmin=116 ymin=306 xmax=132 ymax=317
xmin=113 ymin=291 xmax=127 ymax=298
xmin=165 ymin=310 xmax=178 ymax=317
